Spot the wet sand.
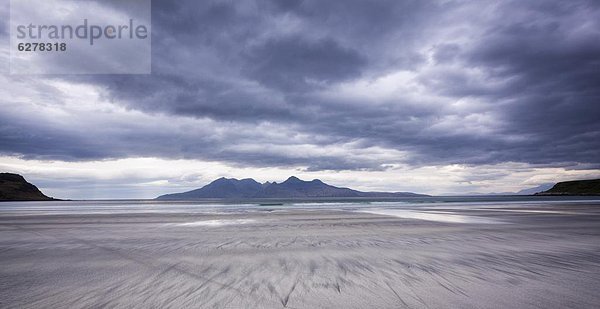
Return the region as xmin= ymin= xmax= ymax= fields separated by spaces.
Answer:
xmin=1 ymin=203 xmax=599 ymax=308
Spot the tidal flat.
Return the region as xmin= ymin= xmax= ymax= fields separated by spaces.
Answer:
xmin=0 ymin=200 xmax=599 ymax=308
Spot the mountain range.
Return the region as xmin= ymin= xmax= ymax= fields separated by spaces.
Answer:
xmin=156 ymin=176 xmax=428 ymax=200
xmin=467 ymin=183 xmax=556 ymax=196
xmin=514 ymin=183 xmax=556 ymax=195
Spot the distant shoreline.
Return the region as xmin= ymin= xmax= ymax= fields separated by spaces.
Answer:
xmin=3 ymin=195 xmax=600 ymax=204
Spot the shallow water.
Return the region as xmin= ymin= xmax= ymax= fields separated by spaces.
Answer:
xmin=357 ymin=208 xmax=503 ymax=224
xmin=1 ymin=195 xmax=599 ymax=216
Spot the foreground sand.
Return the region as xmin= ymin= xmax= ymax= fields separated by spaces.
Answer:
xmin=1 ymin=203 xmax=599 ymax=308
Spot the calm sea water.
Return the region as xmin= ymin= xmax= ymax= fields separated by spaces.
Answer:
xmin=1 ymin=196 xmax=599 ymax=216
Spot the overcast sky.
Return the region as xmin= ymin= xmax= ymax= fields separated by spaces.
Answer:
xmin=1 ymin=0 xmax=600 ymax=199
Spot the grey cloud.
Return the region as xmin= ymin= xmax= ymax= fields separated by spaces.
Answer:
xmin=1 ymin=0 xmax=599 ymax=172
xmin=460 ymin=1 xmax=600 ymax=165
xmin=242 ymin=35 xmax=367 ymax=91
xmin=433 ymin=44 xmax=461 ymax=64
xmin=89 ymin=74 xmax=296 ymax=122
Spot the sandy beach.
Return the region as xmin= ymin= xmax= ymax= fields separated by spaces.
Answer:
xmin=1 ymin=201 xmax=599 ymax=308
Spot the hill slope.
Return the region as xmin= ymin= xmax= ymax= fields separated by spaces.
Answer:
xmin=535 ymin=179 xmax=600 ymax=196
xmin=0 ymin=173 xmax=54 ymax=201
xmin=157 ymin=176 xmax=427 ymax=200
xmin=158 ymin=177 xmax=264 ymax=199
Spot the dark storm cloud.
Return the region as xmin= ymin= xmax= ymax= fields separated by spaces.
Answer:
xmin=462 ymin=1 xmax=600 ymax=165
xmin=1 ymin=0 xmax=599 ymax=171
xmin=242 ymin=35 xmax=367 ymax=91
xmin=0 ymin=116 xmax=106 ymax=160
xmin=88 ymin=74 xmax=297 ymax=121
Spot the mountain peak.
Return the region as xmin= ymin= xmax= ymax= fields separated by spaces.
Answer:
xmin=285 ymin=176 xmax=301 ymax=182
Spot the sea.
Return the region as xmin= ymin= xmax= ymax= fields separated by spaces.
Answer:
xmin=1 ymin=195 xmax=599 ymax=217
